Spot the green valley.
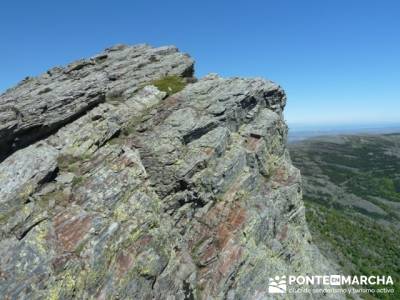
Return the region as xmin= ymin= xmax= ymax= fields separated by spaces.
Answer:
xmin=290 ymin=133 xmax=400 ymax=299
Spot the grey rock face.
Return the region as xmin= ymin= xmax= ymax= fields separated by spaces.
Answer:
xmin=0 ymin=45 xmax=341 ymax=299
xmin=0 ymin=44 xmax=193 ymax=161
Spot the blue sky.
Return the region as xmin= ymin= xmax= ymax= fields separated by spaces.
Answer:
xmin=1 ymin=0 xmax=399 ymax=125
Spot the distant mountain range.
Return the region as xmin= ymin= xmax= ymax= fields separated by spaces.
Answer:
xmin=290 ymin=133 xmax=400 ymax=299
xmin=288 ymin=123 xmax=400 ymax=142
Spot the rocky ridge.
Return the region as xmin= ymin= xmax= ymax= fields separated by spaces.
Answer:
xmin=0 ymin=44 xmax=340 ymax=299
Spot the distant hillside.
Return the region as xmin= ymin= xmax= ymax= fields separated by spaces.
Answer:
xmin=288 ymin=124 xmax=400 ymax=142
xmin=290 ymin=133 xmax=400 ymax=299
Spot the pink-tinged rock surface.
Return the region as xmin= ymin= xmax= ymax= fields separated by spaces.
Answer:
xmin=0 ymin=45 xmax=342 ymax=299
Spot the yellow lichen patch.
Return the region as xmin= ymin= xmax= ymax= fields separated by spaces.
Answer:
xmin=113 ymin=204 xmax=129 ymax=222
xmin=46 ymin=271 xmax=81 ymax=300
xmin=126 ymin=228 xmax=142 ymax=245
xmin=47 ymin=287 xmax=60 ymax=300
xmin=135 ymin=248 xmax=161 ymax=278
xmin=19 ymin=183 xmax=35 ymax=200
xmin=26 ymin=221 xmax=49 ymax=255
xmin=0 ymin=171 xmax=6 ymax=181
xmin=64 ymin=272 xmax=76 ymax=292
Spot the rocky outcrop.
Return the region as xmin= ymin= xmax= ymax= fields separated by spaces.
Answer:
xmin=0 ymin=44 xmax=193 ymax=161
xmin=0 ymin=45 xmax=340 ymax=299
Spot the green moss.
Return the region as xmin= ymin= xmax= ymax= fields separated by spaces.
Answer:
xmin=108 ymin=135 xmax=125 ymax=145
xmin=57 ymin=152 xmax=93 ymax=174
xmin=152 ymin=75 xmax=186 ymax=96
xmin=57 ymin=154 xmax=82 ymax=174
xmin=71 ymin=175 xmax=85 ymax=187
xmin=74 ymin=240 xmax=89 ymax=256
xmin=122 ymin=123 xmax=137 ymax=136
xmin=38 ymin=190 xmax=70 ymax=208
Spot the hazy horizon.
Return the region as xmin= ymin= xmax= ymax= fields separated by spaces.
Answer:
xmin=288 ymin=121 xmax=400 ymax=129
xmin=288 ymin=121 xmax=400 ymax=142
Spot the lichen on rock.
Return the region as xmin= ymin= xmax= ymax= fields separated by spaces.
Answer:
xmin=0 ymin=44 xmax=342 ymax=299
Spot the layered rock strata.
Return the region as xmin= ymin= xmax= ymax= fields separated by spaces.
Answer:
xmin=0 ymin=45 xmax=340 ymax=299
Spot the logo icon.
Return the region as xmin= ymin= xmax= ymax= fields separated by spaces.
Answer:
xmin=268 ymin=276 xmax=287 ymax=294
xmin=330 ymin=275 xmax=341 ymax=286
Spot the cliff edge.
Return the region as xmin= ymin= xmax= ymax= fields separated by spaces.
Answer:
xmin=0 ymin=45 xmax=340 ymax=299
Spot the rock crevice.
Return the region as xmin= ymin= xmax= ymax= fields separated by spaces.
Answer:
xmin=0 ymin=44 xmax=341 ymax=299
